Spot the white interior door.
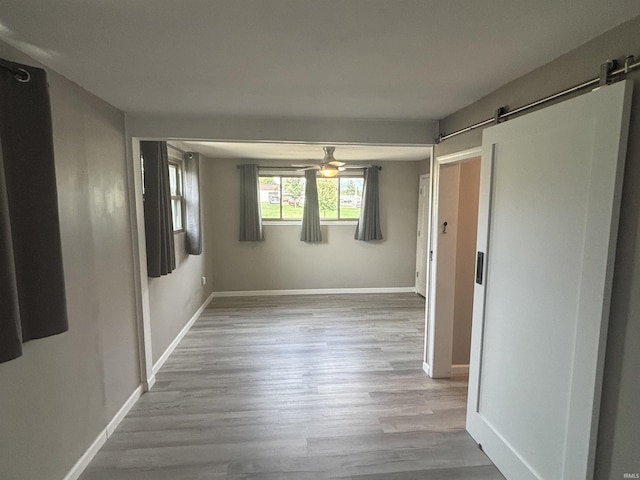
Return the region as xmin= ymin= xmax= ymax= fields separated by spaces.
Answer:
xmin=425 ymin=147 xmax=481 ymax=379
xmin=415 ymin=174 xmax=430 ymax=297
xmin=467 ymin=80 xmax=632 ymax=480
xmin=431 ymin=164 xmax=460 ymax=374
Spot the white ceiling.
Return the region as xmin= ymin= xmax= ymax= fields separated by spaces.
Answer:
xmin=2 ymin=2 xmax=639 ymax=160
xmin=1 ymin=1 xmax=639 ymax=122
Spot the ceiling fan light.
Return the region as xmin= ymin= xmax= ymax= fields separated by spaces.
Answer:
xmin=319 ymin=165 xmax=339 ymax=177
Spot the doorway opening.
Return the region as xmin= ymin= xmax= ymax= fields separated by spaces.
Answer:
xmin=424 ymin=147 xmax=481 ymax=379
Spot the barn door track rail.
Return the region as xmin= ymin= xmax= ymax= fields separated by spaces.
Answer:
xmin=436 ymin=54 xmax=640 ymax=143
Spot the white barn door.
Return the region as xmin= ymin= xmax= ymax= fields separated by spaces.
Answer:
xmin=467 ymin=80 xmax=632 ymax=480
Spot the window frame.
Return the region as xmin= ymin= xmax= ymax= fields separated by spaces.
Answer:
xmin=167 ymin=156 xmax=185 ymax=233
xmin=259 ymin=172 xmax=364 ymax=224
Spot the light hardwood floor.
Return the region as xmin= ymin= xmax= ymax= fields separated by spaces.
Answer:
xmin=80 ymin=293 xmax=505 ymax=479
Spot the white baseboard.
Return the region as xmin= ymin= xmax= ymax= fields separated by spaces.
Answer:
xmin=152 ymin=290 xmax=216 ymax=375
xmin=106 ymin=385 xmax=143 ymax=437
xmin=63 ymin=385 xmax=143 ymax=480
xmin=451 ymin=364 xmax=470 ymax=376
xmin=63 ymin=292 xmax=216 ymax=480
xmin=423 ymin=362 xmax=468 ymax=378
xmin=62 ymin=429 xmax=107 ymax=480
xmin=145 ymin=373 xmax=156 ymax=391
xmin=212 ymin=287 xmax=416 ymax=298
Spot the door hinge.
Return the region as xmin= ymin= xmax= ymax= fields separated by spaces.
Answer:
xmin=429 ymin=250 xmax=433 ymax=261
xmin=416 ymin=271 xmax=419 ymax=278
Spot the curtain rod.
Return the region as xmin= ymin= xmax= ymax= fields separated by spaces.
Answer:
xmin=236 ymin=165 xmax=382 ymax=170
xmin=436 ymin=54 xmax=640 ymax=143
xmin=236 ymin=166 xmax=304 ymax=172
xmin=0 ymin=58 xmax=31 ymax=83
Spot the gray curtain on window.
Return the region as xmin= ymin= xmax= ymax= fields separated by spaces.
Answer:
xmin=239 ymin=164 xmax=264 ymax=241
xmin=355 ymin=166 xmax=383 ymax=241
xmin=300 ymin=170 xmax=322 ymax=243
xmin=0 ymin=141 xmax=21 ymax=363
xmin=141 ymin=141 xmax=176 ymax=277
xmin=184 ymin=152 xmax=202 ymax=255
xmin=0 ymin=58 xmax=68 ymax=364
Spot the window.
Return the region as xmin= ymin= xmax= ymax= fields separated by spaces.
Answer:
xmin=140 ymin=154 xmax=185 ymax=232
xmin=168 ymin=161 xmax=184 ymax=231
xmin=260 ymin=174 xmax=363 ymax=221
xmin=260 ymin=176 xmax=305 ymax=220
xmin=337 ymin=177 xmax=364 ymax=219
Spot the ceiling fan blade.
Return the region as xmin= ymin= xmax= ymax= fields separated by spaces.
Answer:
xmin=338 ymin=167 xmax=346 ymax=171
xmin=329 ymin=161 xmax=346 ymax=167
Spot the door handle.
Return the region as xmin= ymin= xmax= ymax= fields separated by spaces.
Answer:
xmin=476 ymin=251 xmax=484 ymax=285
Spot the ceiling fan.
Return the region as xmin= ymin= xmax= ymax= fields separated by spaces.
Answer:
xmin=293 ymin=146 xmax=364 ymax=177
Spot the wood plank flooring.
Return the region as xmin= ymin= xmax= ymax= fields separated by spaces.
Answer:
xmin=80 ymin=293 xmax=504 ymax=479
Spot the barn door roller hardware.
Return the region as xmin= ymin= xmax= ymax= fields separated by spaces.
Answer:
xmin=436 ymin=53 xmax=639 ymax=144
xmin=599 ymin=60 xmax=616 ymax=86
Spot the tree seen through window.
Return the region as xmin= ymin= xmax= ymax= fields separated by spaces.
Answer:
xmin=259 ymin=175 xmax=363 ymax=220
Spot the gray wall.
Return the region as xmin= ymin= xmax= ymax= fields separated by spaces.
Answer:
xmin=436 ymin=15 xmax=640 ymax=478
xmin=0 ymin=41 xmax=139 ymax=480
xmin=147 ymin=149 xmax=215 ymax=365
xmin=206 ymin=158 xmax=421 ymax=291
xmin=418 ymin=158 xmax=430 ymax=175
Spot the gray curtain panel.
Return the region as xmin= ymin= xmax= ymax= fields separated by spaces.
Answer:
xmin=239 ymin=164 xmax=264 ymax=241
xmin=0 ymin=140 xmax=22 ymax=363
xmin=184 ymin=152 xmax=202 ymax=255
xmin=355 ymin=166 xmax=383 ymax=241
xmin=0 ymin=58 xmax=68 ymax=364
xmin=300 ymin=169 xmax=322 ymax=242
xmin=141 ymin=141 xmax=176 ymax=277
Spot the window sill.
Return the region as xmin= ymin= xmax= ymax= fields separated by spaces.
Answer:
xmin=263 ymin=220 xmax=358 ymax=226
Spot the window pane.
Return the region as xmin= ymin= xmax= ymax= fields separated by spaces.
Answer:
xmin=260 ymin=176 xmax=281 ymax=219
xmin=140 ymin=155 xmax=145 ymax=195
xmin=175 ymin=166 xmax=182 ymax=195
xmin=317 ymin=178 xmax=338 ymax=219
xmin=282 ymin=177 xmax=305 ymax=219
xmin=168 ymin=164 xmax=178 ymax=196
xmin=339 ymin=177 xmax=363 ymax=219
xmin=171 ymin=198 xmax=183 ymax=230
